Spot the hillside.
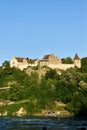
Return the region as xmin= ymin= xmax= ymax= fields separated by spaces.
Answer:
xmin=0 ymin=57 xmax=87 ymax=116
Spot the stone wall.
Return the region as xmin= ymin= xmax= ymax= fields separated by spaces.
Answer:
xmin=47 ymin=63 xmax=75 ymax=70
xmin=10 ymin=57 xmax=29 ymax=70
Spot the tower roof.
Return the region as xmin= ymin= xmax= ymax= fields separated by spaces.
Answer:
xmin=73 ymin=54 xmax=80 ymax=60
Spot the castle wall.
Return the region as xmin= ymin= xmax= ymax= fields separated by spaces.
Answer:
xmin=10 ymin=54 xmax=81 ymax=71
xmin=10 ymin=57 xmax=29 ymax=70
xmin=48 ymin=63 xmax=75 ymax=70
xmin=17 ymin=64 xmax=29 ymax=70
xmin=10 ymin=57 xmax=18 ymax=68
xmin=39 ymin=60 xmax=48 ymax=67
xmin=28 ymin=60 xmax=39 ymax=67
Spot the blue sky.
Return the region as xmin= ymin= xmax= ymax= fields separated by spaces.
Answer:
xmin=0 ymin=0 xmax=87 ymax=65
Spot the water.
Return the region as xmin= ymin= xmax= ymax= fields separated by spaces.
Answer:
xmin=0 ymin=116 xmax=87 ymax=130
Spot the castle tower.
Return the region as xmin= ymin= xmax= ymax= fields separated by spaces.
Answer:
xmin=73 ymin=54 xmax=81 ymax=68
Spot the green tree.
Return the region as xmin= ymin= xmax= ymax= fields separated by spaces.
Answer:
xmin=9 ymin=84 xmax=24 ymax=101
xmin=61 ymin=57 xmax=73 ymax=64
xmin=55 ymin=68 xmax=82 ymax=103
xmin=2 ymin=60 xmax=10 ymax=67
xmin=81 ymin=57 xmax=87 ymax=67
xmin=45 ymin=69 xmax=59 ymax=80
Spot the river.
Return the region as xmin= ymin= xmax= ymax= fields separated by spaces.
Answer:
xmin=0 ymin=116 xmax=87 ymax=130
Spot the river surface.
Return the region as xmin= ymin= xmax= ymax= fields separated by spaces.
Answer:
xmin=0 ymin=116 xmax=87 ymax=130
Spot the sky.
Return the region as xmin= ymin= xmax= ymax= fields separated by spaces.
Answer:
xmin=0 ymin=0 xmax=87 ymax=65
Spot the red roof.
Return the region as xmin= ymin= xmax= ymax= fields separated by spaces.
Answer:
xmin=15 ymin=57 xmax=29 ymax=62
xmin=43 ymin=54 xmax=50 ymax=59
xmin=73 ymin=54 xmax=80 ymax=60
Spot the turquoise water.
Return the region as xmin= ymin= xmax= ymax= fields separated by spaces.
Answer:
xmin=0 ymin=116 xmax=87 ymax=130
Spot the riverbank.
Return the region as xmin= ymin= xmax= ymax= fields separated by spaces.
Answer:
xmin=0 ymin=100 xmax=72 ymax=116
xmin=0 ymin=106 xmax=72 ymax=117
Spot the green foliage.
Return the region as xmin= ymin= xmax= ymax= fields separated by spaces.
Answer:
xmin=81 ymin=57 xmax=87 ymax=67
xmin=0 ymin=66 xmax=14 ymax=87
xmin=79 ymin=57 xmax=87 ymax=73
xmin=80 ymin=66 xmax=87 ymax=73
xmin=61 ymin=57 xmax=73 ymax=64
xmin=0 ymin=101 xmax=42 ymax=116
xmin=45 ymin=69 xmax=59 ymax=80
xmin=9 ymin=84 xmax=24 ymax=101
xmin=2 ymin=60 xmax=10 ymax=67
xmin=0 ymin=91 xmax=9 ymax=100
xmin=0 ymin=58 xmax=87 ymax=116
xmin=66 ymin=89 xmax=87 ymax=116
xmin=56 ymin=68 xmax=82 ymax=103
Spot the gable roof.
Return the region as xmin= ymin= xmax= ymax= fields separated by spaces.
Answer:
xmin=15 ymin=57 xmax=29 ymax=62
xmin=30 ymin=59 xmax=38 ymax=62
xmin=43 ymin=54 xmax=50 ymax=60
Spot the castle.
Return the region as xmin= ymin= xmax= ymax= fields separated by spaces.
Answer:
xmin=10 ymin=53 xmax=81 ymax=71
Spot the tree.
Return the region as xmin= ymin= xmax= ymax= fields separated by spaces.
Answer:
xmin=55 ymin=68 xmax=82 ymax=103
xmin=61 ymin=57 xmax=73 ymax=64
xmin=45 ymin=69 xmax=58 ymax=80
xmin=80 ymin=57 xmax=87 ymax=73
xmin=81 ymin=57 xmax=87 ymax=67
xmin=2 ymin=60 xmax=10 ymax=67
xmin=9 ymin=84 xmax=24 ymax=101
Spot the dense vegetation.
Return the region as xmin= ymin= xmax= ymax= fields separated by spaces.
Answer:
xmin=0 ymin=57 xmax=87 ymax=116
xmin=61 ymin=56 xmax=74 ymax=64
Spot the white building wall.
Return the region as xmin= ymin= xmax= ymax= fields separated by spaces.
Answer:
xmin=48 ymin=63 xmax=75 ymax=70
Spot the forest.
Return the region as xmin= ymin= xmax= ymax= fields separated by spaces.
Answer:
xmin=0 ymin=57 xmax=87 ymax=116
